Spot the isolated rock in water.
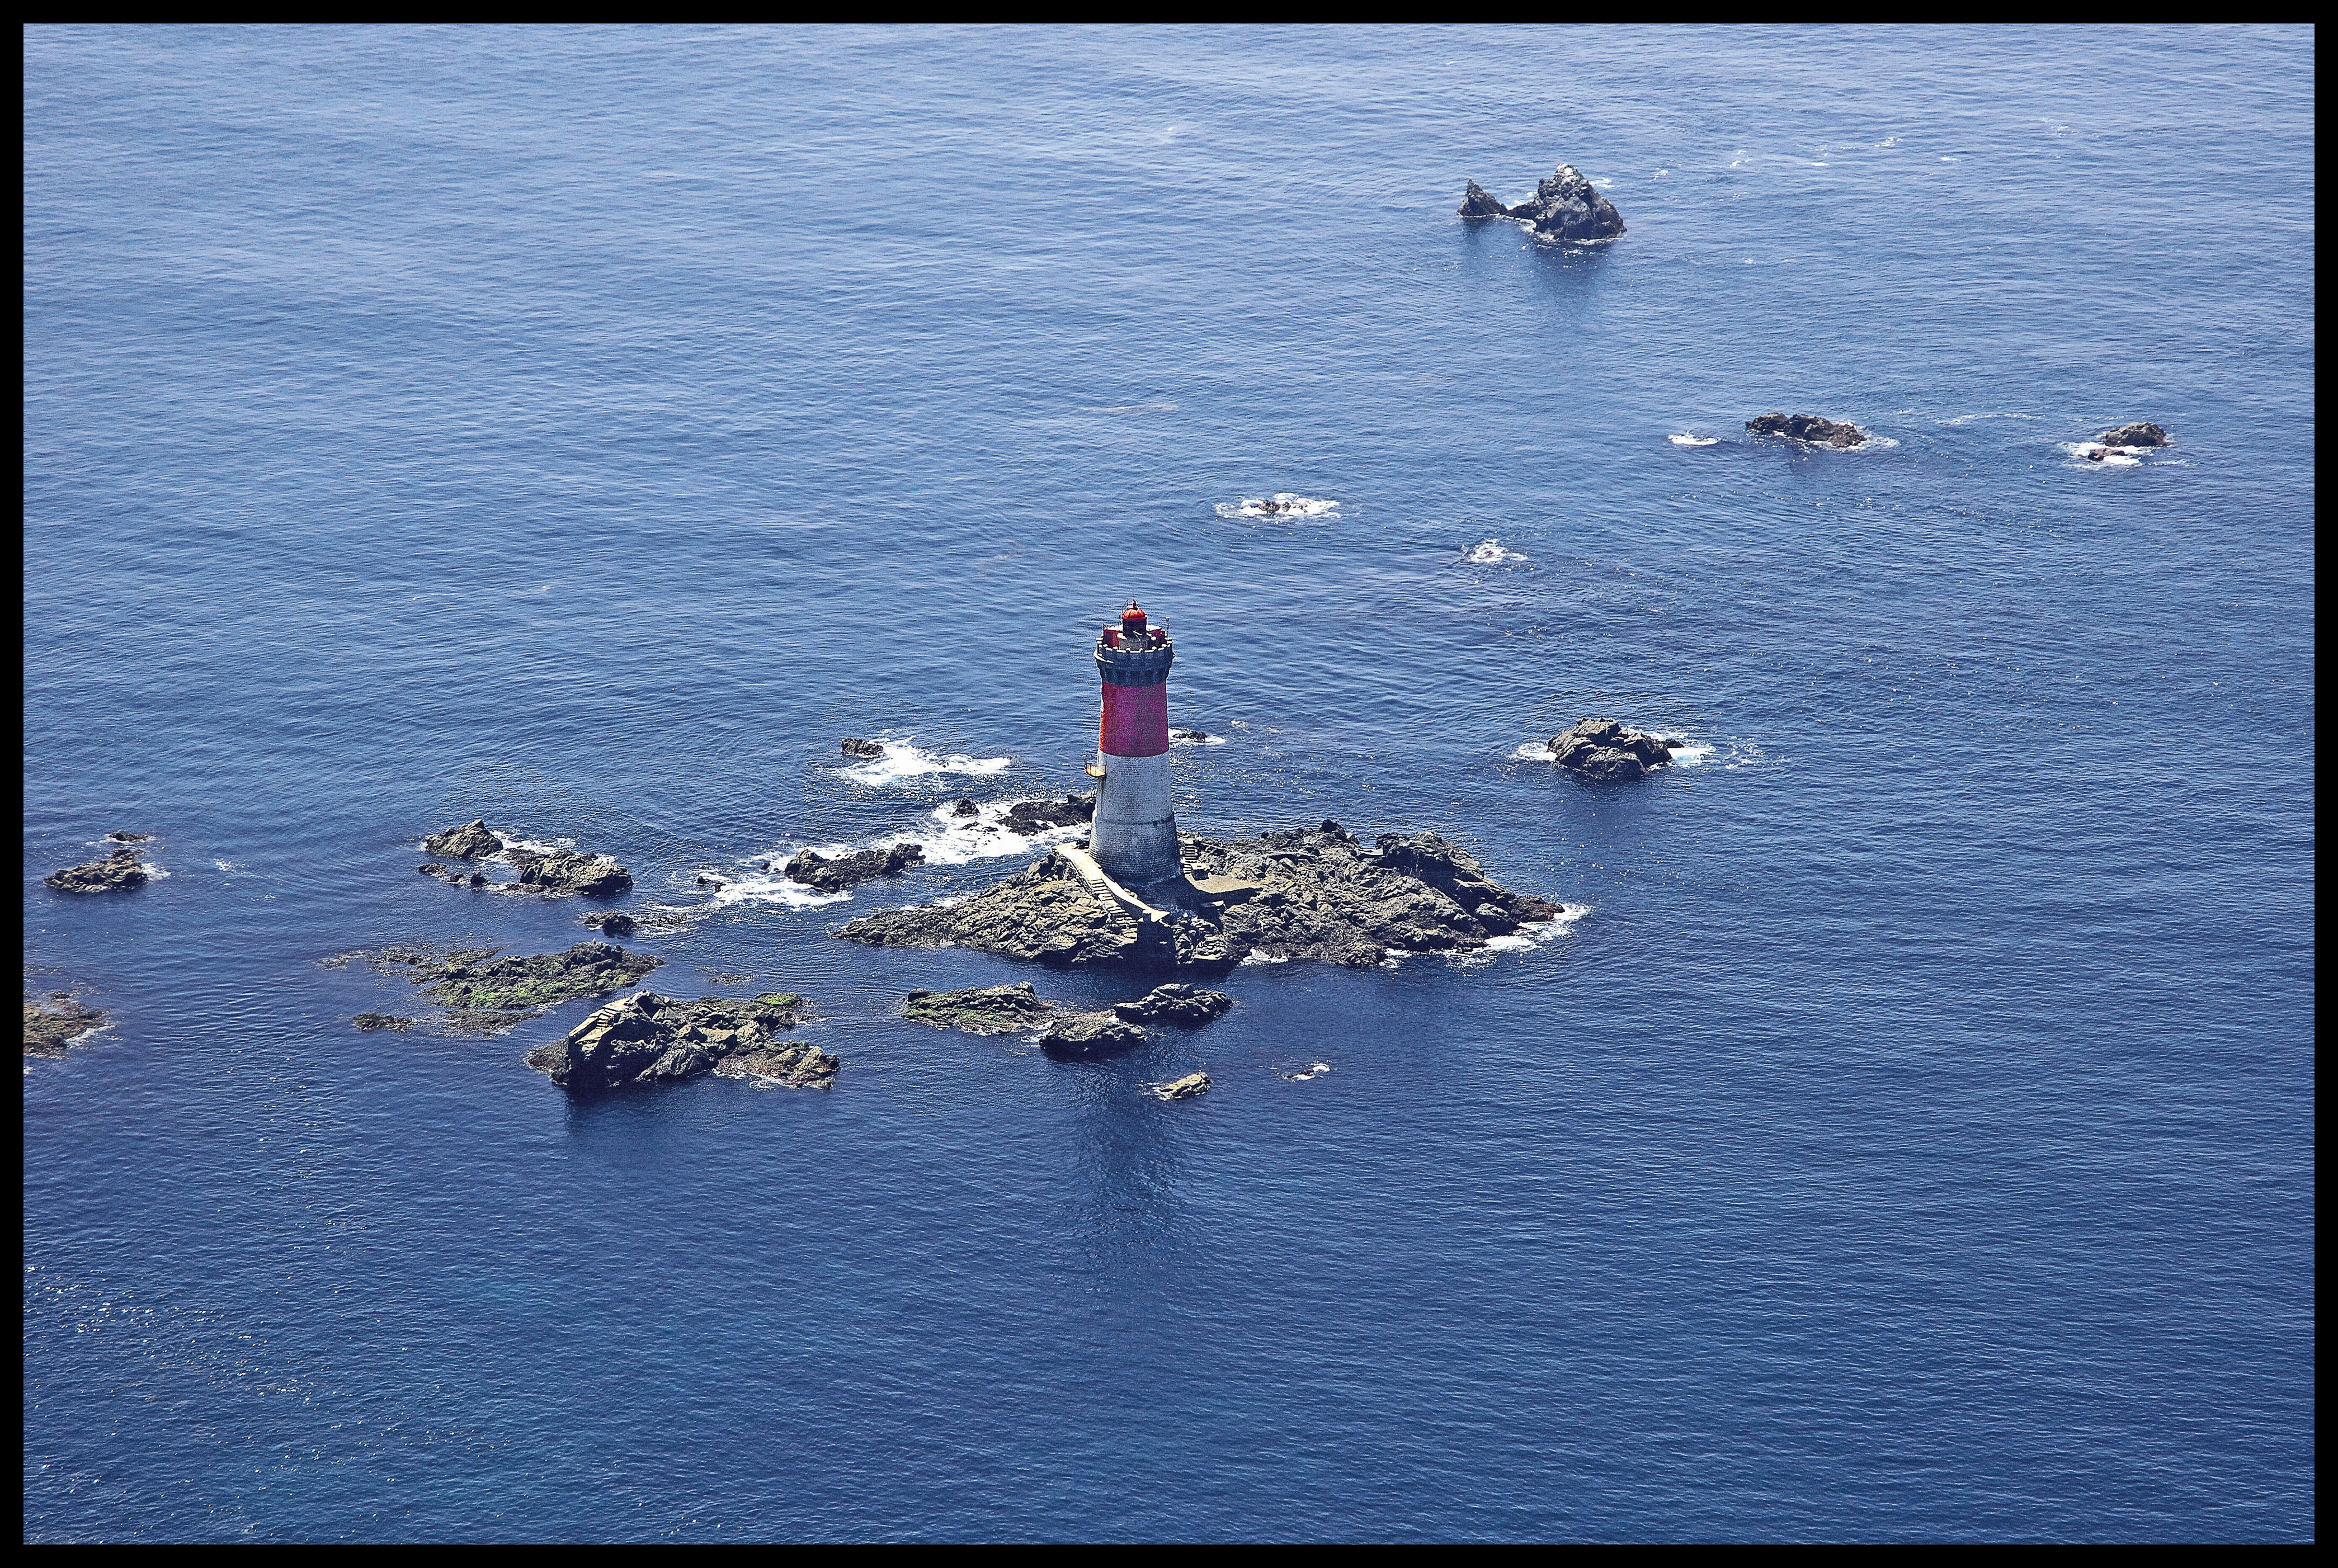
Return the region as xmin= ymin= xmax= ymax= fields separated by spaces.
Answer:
xmin=582 ymin=911 xmax=636 ymax=936
xmin=840 ymin=737 xmax=886 ymax=758
xmin=505 ymin=846 xmax=633 ymax=898
xmin=423 ymin=818 xmax=503 ymax=859
xmin=367 ymin=941 xmax=663 ymax=1033
xmin=1038 ymin=1011 xmax=1147 ymax=1060
xmin=525 ymin=991 xmax=826 ymax=1093
xmin=1458 ymin=178 xmax=1510 ymax=218
xmin=1169 ymin=728 xmax=1215 ymax=744
xmin=903 ymin=983 xmax=1056 ymax=1035
xmin=1746 ymin=412 xmax=1866 ymax=448
xmin=106 ymin=830 xmax=155 ymax=843
xmin=2100 ymin=422 xmax=2170 ymax=447
xmin=841 ymin=823 xmax=1563 ymax=973
xmin=1546 ymin=717 xmax=1678 ymax=782
xmin=1113 ymin=983 xmax=1233 ymax=1026
xmin=417 ymin=862 xmax=450 ymax=879
xmin=1155 ymin=1071 xmax=1213 ymax=1101
xmin=43 ymin=848 xmax=149 ymax=894
xmin=352 ymin=1013 xmax=412 ymax=1032
xmin=950 ymin=797 xmax=980 ymax=818
xmin=1003 ymin=794 xmax=1096 ymax=834
xmin=25 ymin=995 xmax=110 ymax=1057
xmin=785 ymin=840 xmax=925 ymax=893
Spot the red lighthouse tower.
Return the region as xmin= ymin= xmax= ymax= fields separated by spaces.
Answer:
xmin=1090 ymin=601 xmax=1182 ymax=884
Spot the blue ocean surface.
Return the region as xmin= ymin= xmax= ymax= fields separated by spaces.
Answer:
xmin=22 ymin=26 xmax=2314 ymax=1542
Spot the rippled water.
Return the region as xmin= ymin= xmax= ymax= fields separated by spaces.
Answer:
xmin=23 ymin=26 xmax=2315 ymax=1541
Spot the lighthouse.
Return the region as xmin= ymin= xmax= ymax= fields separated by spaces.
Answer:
xmin=1090 ymin=601 xmax=1184 ymax=885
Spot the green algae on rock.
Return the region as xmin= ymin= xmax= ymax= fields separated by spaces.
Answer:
xmin=355 ymin=941 xmax=664 ymax=1035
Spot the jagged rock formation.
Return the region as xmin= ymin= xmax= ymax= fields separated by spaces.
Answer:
xmin=1113 ymin=983 xmax=1233 ymax=1026
xmin=903 ymin=983 xmax=1058 ymax=1034
xmin=1457 ymin=163 xmax=1625 ymax=242
xmin=524 ymin=991 xmax=831 ymax=1093
xmin=1004 ymin=794 xmax=1096 ymax=833
xmin=841 ymin=824 xmax=1563 ymax=972
xmin=43 ymin=847 xmax=149 ymax=894
xmin=352 ymin=1013 xmax=412 ymax=1032
xmin=581 ymin=911 xmax=636 ymax=936
xmin=1746 ymin=412 xmax=1866 ymax=448
xmin=902 ymin=979 xmax=1231 ymax=1060
xmin=1036 ymin=1012 xmax=1147 ymax=1059
xmin=1544 ymin=718 xmax=1679 ymax=782
xmin=422 ymin=818 xmax=503 ymax=859
xmin=840 ymin=737 xmax=885 ymax=758
xmin=357 ymin=940 xmax=663 ymax=1033
xmin=25 ymin=994 xmax=110 ymax=1056
xmin=786 ymin=841 xmax=925 ymax=892
xmin=2100 ymin=422 xmax=2170 ymax=447
xmin=1154 ymin=1071 xmax=1212 ymax=1101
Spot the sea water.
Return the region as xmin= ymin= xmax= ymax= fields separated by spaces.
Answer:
xmin=23 ymin=26 xmax=2315 ymax=1541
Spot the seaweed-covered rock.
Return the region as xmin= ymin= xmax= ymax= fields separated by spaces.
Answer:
xmin=2100 ymin=422 xmax=2170 ymax=447
xmin=504 ymin=846 xmax=633 ymax=898
xmin=841 ymin=737 xmax=886 ymax=758
xmin=1003 ymin=794 xmax=1096 ymax=834
xmin=364 ymin=941 xmax=663 ymax=1033
xmin=903 ymin=983 xmax=1055 ymax=1035
xmin=1155 ymin=1071 xmax=1213 ymax=1101
xmin=785 ymin=840 xmax=925 ymax=892
xmin=1545 ymin=717 xmax=1678 ymax=782
xmin=1746 ymin=412 xmax=1865 ymax=448
xmin=842 ymin=824 xmax=1564 ymax=973
xmin=1113 ymin=983 xmax=1232 ymax=1026
xmin=43 ymin=848 xmax=148 ymax=894
xmin=25 ymin=994 xmax=110 ymax=1056
xmin=1038 ymin=1011 xmax=1146 ymax=1060
xmin=525 ymin=991 xmax=824 ymax=1093
xmin=422 ymin=818 xmax=503 ymax=859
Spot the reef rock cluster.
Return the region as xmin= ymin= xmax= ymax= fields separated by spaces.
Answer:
xmin=525 ymin=991 xmax=832 ymax=1093
xmin=43 ymin=847 xmax=150 ymax=894
xmin=1746 ymin=412 xmax=1866 ymax=448
xmin=842 ymin=823 xmax=1562 ymax=972
xmin=416 ymin=819 xmax=633 ymax=898
xmin=1458 ymin=163 xmax=1627 ymax=243
xmin=1544 ymin=717 xmax=1681 ymax=782
xmin=903 ymin=979 xmax=1233 ymax=1060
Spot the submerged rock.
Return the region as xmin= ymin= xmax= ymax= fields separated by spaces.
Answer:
xmin=1746 ymin=412 xmax=1866 ymax=448
xmin=903 ymin=983 xmax=1057 ymax=1034
xmin=841 ymin=824 xmax=1563 ymax=973
xmin=786 ymin=840 xmax=925 ymax=892
xmin=422 ymin=818 xmax=503 ymax=859
xmin=106 ymin=830 xmax=155 ymax=843
xmin=25 ymin=994 xmax=110 ymax=1057
xmin=525 ymin=991 xmax=828 ymax=1093
xmin=840 ymin=737 xmax=886 ymax=758
xmin=1113 ymin=983 xmax=1233 ymax=1026
xmin=2100 ymin=422 xmax=2170 ymax=447
xmin=352 ymin=1013 xmax=412 ymax=1032
xmin=1458 ymin=163 xmax=1625 ymax=242
xmin=1003 ymin=794 xmax=1096 ymax=834
xmin=1545 ymin=717 xmax=1679 ymax=782
xmin=366 ymin=941 xmax=663 ymax=1033
xmin=43 ymin=848 xmax=149 ymax=894
xmin=1154 ymin=1071 xmax=1213 ymax=1101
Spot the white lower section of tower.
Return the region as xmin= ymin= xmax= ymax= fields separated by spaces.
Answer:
xmin=1089 ymin=750 xmax=1183 ymax=885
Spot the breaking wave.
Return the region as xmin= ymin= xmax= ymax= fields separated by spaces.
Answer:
xmin=1215 ymin=493 xmax=1340 ymax=521
xmin=840 ymin=739 xmax=1012 ymax=785
xmin=1667 ymin=432 xmax=1720 ymax=446
xmin=1465 ymin=540 xmax=1525 ymax=564
xmin=1449 ymin=904 xmax=1590 ymax=967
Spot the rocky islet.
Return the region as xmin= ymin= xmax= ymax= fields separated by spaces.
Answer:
xmin=1746 ymin=411 xmax=1867 ymax=448
xmin=1457 ymin=163 xmax=1627 ymax=243
xmin=524 ymin=991 xmax=832 ymax=1093
xmin=349 ymin=940 xmax=664 ymax=1034
xmin=43 ymin=846 xmax=151 ymax=894
xmin=25 ymin=994 xmax=111 ymax=1057
xmin=902 ymin=979 xmax=1232 ymax=1061
xmin=1544 ymin=717 xmax=1680 ymax=782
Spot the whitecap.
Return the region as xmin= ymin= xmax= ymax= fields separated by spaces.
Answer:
xmin=1284 ymin=1061 xmax=1332 ymax=1081
xmin=1449 ymin=905 xmax=1589 ymax=967
xmin=1465 ymin=539 xmax=1525 ymax=564
xmin=840 ymin=739 xmax=1011 ymax=786
xmin=696 ymin=873 xmax=852 ymax=910
xmin=1667 ymin=742 xmax=1717 ymax=768
xmin=1667 ymin=432 xmax=1719 ymax=447
xmin=1215 ymin=493 xmax=1341 ymax=521
xmin=1238 ymin=951 xmax=1291 ymax=965
xmin=1512 ymin=741 xmax=1555 ymax=761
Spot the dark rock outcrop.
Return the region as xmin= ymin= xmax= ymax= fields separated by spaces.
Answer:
xmin=2100 ymin=422 xmax=2170 ymax=447
xmin=44 ymin=848 xmax=149 ymax=894
xmin=352 ymin=1013 xmax=412 ymax=1032
xmin=841 ymin=824 xmax=1564 ymax=973
xmin=524 ymin=991 xmax=829 ymax=1093
xmin=903 ymin=983 xmax=1056 ymax=1035
xmin=1459 ymin=163 xmax=1625 ymax=242
xmin=25 ymin=994 xmax=109 ymax=1057
xmin=1545 ymin=717 xmax=1679 ymax=782
xmin=1154 ymin=1071 xmax=1212 ymax=1101
xmin=581 ymin=911 xmax=636 ymax=936
xmin=417 ymin=862 xmax=450 ymax=879
xmin=504 ymin=846 xmax=633 ymax=898
xmin=1037 ymin=1011 xmax=1146 ymax=1060
xmin=422 ymin=818 xmax=503 ymax=859
xmin=1113 ymin=983 xmax=1233 ymax=1026
xmin=950 ymin=798 xmax=980 ymax=818
xmin=1746 ymin=412 xmax=1866 ymax=448
xmin=785 ymin=840 xmax=925 ymax=892
xmin=106 ymin=831 xmax=154 ymax=843
xmin=841 ymin=737 xmax=886 ymax=758
xmin=1003 ymin=794 xmax=1096 ymax=834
